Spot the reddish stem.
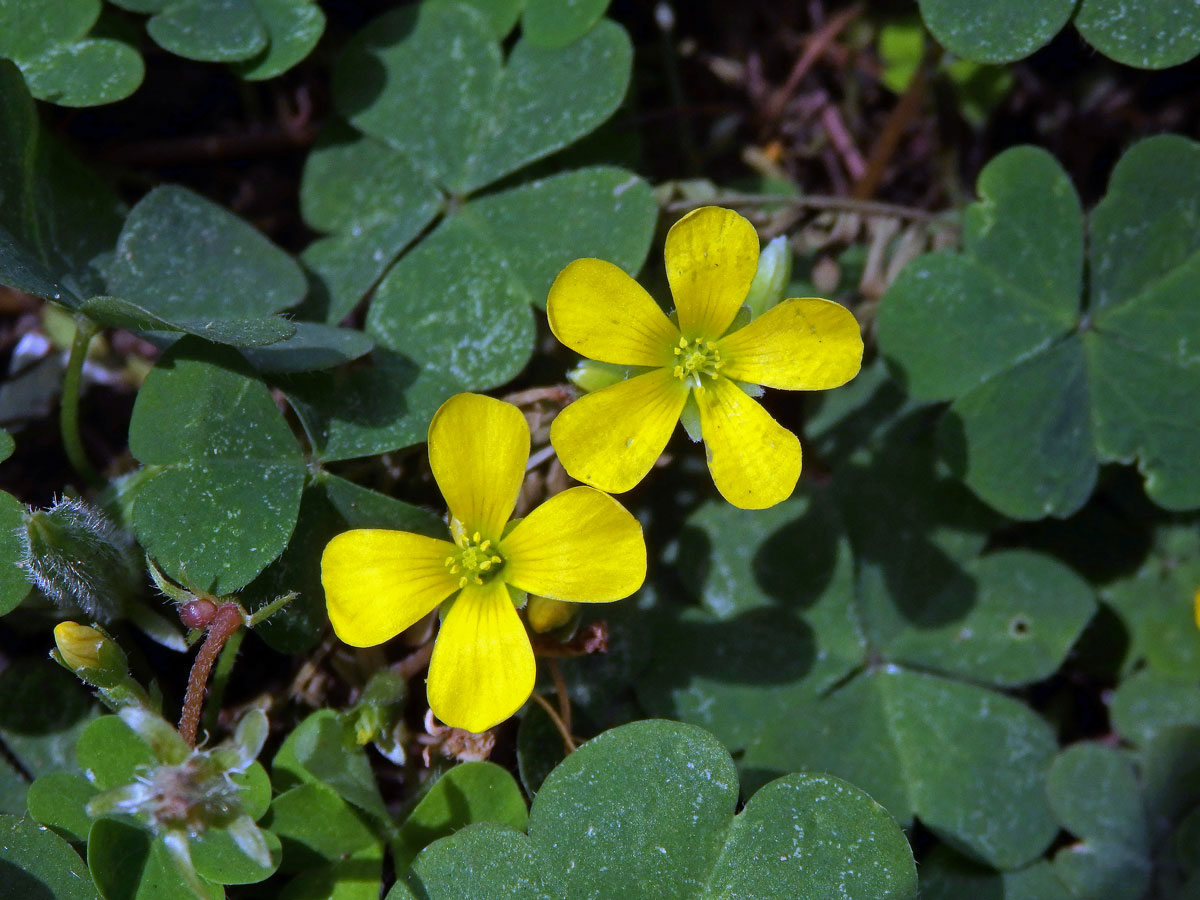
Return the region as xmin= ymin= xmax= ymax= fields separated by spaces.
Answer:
xmin=179 ymin=603 xmax=243 ymax=746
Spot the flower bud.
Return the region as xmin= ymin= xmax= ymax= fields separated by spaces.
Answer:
xmin=743 ymin=235 xmax=793 ymax=319
xmin=22 ymin=498 xmax=139 ymax=622
xmin=53 ymin=621 xmax=129 ymax=688
xmin=567 ymin=359 xmax=631 ymax=394
xmin=526 ymin=596 xmax=577 ymax=634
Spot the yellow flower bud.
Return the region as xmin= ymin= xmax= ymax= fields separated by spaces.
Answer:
xmin=526 ymin=596 xmax=576 ymax=634
xmin=53 ymin=621 xmax=129 ymax=688
xmin=1194 ymin=585 xmax=1200 ymax=631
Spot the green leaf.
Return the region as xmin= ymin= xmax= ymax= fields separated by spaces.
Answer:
xmin=146 ymin=0 xmax=268 ymax=62
xmin=191 ymin=823 xmax=281 ymax=885
xmin=76 ymin=715 xmax=155 ymax=789
xmin=745 ymin=668 xmax=1059 ymax=869
xmin=79 ymin=295 xmax=296 ymax=348
xmin=277 ymin=843 xmax=383 ymax=900
xmin=919 ymin=848 xmax=1073 ymax=900
xmin=265 ymin=782 xmax=379 ymax=867
xmin=366 ymin=211 xmax=536 ymax=388
xmin=1045 ymin=744 xmax=1151 ymax=900
xmin=916 ymin=0 xmax=1074 ymax=63
xmin=1111 ymin=669 xmax=1200 ymax=747
xmin=0 ymin=429 xmax=13 ymax=462
xmin=246 ymin=472 xmax=444 ymax=653
xmin=0 ymin=0 xmax=99 ymax=60
xmin=272 ymin=710 xmax=389 ymax=824
xmin=284 ymin=347 xmax=461 ymax=462
xmin=428 ymin=0 xmax=523 ymax=38
xmin=1103 ymin=525 xmax=1200 ymax=679
xmin=238 ymin=322 xmax=373 ymax=373
xmin=235 ymin=0 xmax=325 ymax=80
xmin=0 ymin=489 xmax=31 ymax=615
xmin=0 ymin=60 xmax=124 ymax=303
xmin=521 ymin=0 xmax=610 ymax=48
xmin=0 ymin=813 xmax=100 ymax=900
xmin=394 ymin=762 xmax=528 ymax=870
xmin=366 ymin=166 xmax=654 ymax=396
xmin=128 ymin=342 xmax=306 ymax=595
xmin=401 ymin=720 xmax=917 ymax=900
xmin=88 ymin=818 xmax=223 ymax=900
xmin=107 ymin=185 xmax=307 ymax=323
xmin=334 ymin=4 xmax=631 ymax=193
xmin=300 ymin=127 xmax=442 ymax=238
xmin=879 ymin=138 xmax=1200 ymax=518
xmin=27 ymin=771 xmax=98 ymax=842
xmin=1075 ymin=0 xmax=1200 ymax=68
xmin=20 ymin=38 xmax=144 ymax=107
xmin=884 ymin=550 xmax=1096 ymax=687
xmin=0 ymin=658 xmax=96 ymax=778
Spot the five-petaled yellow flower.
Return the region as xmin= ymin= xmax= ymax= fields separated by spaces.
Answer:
xmin=548 ymin=206 xmax=864 ymax=509
xmin=321 ymin=393 xmax=646 ymax=733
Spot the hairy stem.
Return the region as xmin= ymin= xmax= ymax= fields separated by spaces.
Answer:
xmin=180 ymin=603 xmax=243 ymax=746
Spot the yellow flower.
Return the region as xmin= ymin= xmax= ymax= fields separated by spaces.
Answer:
xmin=321 ymin=393 xmax=646 ymax=733
xmin=547 ymin=206 xmax=864 ymax=509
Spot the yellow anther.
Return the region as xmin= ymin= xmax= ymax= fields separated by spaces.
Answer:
xmin=679 ymin=336 xmax=688 ymax=348
xmin=480 ymin=560 xmax=493 ymax=571
xmin=480 ymin=540 xmax=491 ymax=551
xmin=472 ymin=532 xmax=481 ymax=543
xmin=491 ymin=555 xmax=502 ymax=564
xmin=672 ymin=336 xmax=723 ymax=386
xmin=458 ymin=576 xmax=468 ymax=588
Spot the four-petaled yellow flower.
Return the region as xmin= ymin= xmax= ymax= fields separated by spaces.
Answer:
xmin=548 ymin=206 xmax=864 ymax=509
xmin=321 ymin=393 xmax=646 ymax=733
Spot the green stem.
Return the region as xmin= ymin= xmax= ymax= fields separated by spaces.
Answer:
xmin=60 ymin=315 xmax=102 ymax=487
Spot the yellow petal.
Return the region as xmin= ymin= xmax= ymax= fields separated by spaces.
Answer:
xmin=322 ymin=530 xmax=459 ymax=647
xmin=696 ymin=378 xmax=801 ymax=509
xmin=501 ymin=486 xmax=646 ymax=602
xmin=665 ymin=206 xmax=760 ymax=339
xmin=550 ymin=368 xmax=688 ymax=493
xmin=428 ymin=393 xmax=529 ymax=540
xmin=427 ymin=579 xmax=535 ymax=733
xmin=718 ymin=297 xmax=864 ymax=390
xmin=547 ymin=259 xmax=680 ymax=367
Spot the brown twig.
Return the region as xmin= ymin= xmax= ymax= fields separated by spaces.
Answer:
xmin=530 ymin=691 xmax=577 ymax=754
xmin=179 ymin=603 xmax=244 ymax=746
xmin=762 ymin=4 xmax=864 ymax=128
xmin=664 ymin=192 xmax=950 ymax=224
xmin=548 ymin=659 xmax=573 ymax=736
xmin=853 ymin=43 xmax=944 ymax=201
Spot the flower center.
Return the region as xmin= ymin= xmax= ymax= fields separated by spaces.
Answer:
xmin=445 ymin=532 xmax=505 ymax=588
xmin=673 ymin=336 xmax=723 ymax=387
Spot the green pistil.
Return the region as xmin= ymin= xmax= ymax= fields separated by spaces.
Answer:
xmin=445 ymin=532 xmax=505 ymax=588
xmin=672 ymin=336 xmax=723 ymax=388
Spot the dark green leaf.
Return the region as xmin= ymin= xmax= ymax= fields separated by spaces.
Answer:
xmin=915 ymin=0 xmax=1074 ymax=63
xmin=521 ymin=0 xmax=609 ymax=48
xmin=334 ymin=4 xmax=631 ymax=193
xmin=247 ymin=472 xmax=444 ymax=653
xmin=265 ymin=781 xmax=378 ymax=867
xmin=0 ymin=490 xmax=31 ymax=615
xmin=885 ymin=550 xmax=1095 ymax=687
xmin=80 ymin=295 xmax=296 ymax=348
xmin=146 ymin=0 xmax=267 ymax=62
xmin=1046 ymin=744 xmax=1151 ymax=900
xmin=1075 ymin=0 xmax=1200 ymax=68
xmin=107 ymin=185 xmax=307 ymax=323
xmin=1110 ymin=669 xmax=1200 ymax=747
xmin=734 ymin=667 xmax=1059 ymax=869
xmin=238 ymin=322 xmax=373 ymax=373
xmin=20 ymin=38 xmax=144 ymax=107
xmin=235 ymin=0 xmax=325 ymax=80
xmin=0 ymin=60 xmax=124 ymax=303
xmin=87 ymin=818 xmax=223 ymax=900
xmin=128 ymin=342 xmax=306 ymax=594
xmin=394 ymin=762 xmax=527 ymax=870
xmin=401 ymin=720 xmax=917 ymax=900
xmin=0 ymin=813 xmax=99 ymax=900
xmin=27 ymin=771 xmax=98 ymax=842
xmin=272 ymin=710 xmax=389 ymax=823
